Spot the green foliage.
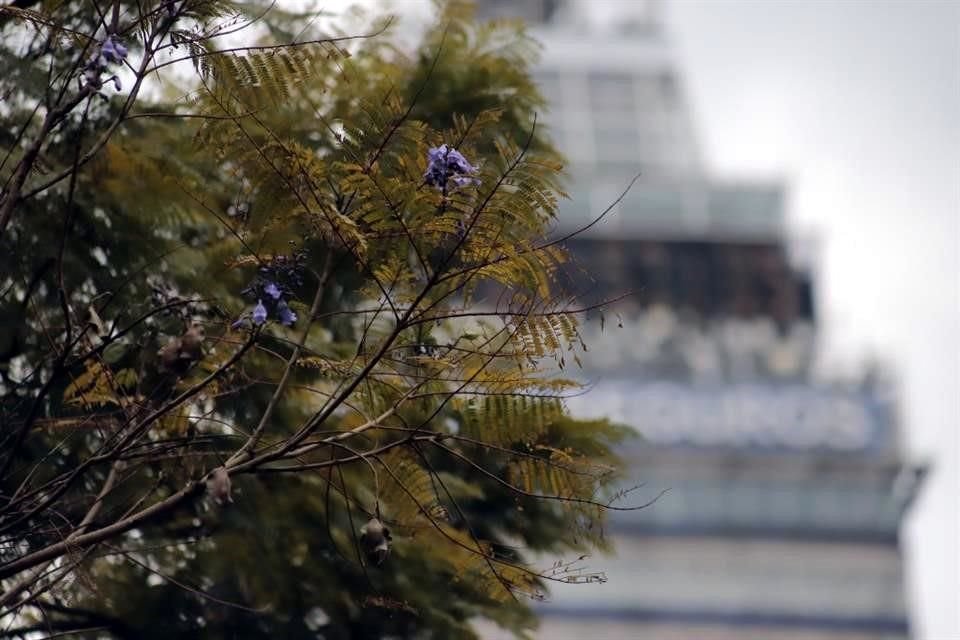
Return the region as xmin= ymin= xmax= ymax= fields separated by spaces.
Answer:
xmin=0 ymin=2 xmax=635 ymax=639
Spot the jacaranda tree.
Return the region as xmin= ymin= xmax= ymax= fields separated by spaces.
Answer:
xmin=0 ymin=1 xmax=641 ymax=637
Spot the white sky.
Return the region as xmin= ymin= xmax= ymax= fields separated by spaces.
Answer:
xmin=663 ymin=1 xmax=959 ymax=637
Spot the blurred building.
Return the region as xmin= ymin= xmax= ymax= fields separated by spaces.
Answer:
xmin=475 ymin=1 xmax=926 ymax=639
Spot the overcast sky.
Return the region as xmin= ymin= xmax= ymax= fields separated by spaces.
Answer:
xmin=660 ymin=1 xmax=958 ymax=637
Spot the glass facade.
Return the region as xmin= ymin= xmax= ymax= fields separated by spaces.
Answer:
xmin=531 ymin=66 xmax=701 ymax=178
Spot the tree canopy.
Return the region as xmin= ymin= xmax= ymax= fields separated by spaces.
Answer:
xmin=0 ymin=2 xmax=638 ymax=638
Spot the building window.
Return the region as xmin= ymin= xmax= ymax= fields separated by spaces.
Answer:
xmin=588 ymin=72 xmax=637 ymax=113
xmin=592 ymin=124 xmax=642 ymax=162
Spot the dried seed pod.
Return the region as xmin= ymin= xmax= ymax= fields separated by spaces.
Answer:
xmin=178 ymin=324 xmax=205 ymax=361
xmin=157 ymin=336 xmax=183 ymax=373
xmin=206 ymin=467 xmax=232 ymax=506
xmin=359 ymin=517 xmax=392 ymax=566
xmin=158 ymin=324 xmax=205 ymax=374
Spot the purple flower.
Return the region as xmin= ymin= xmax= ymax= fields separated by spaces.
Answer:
xmin=445 ymin=148 xmax=475 ymax=175
xmin=264 ymin=282 xmax=282 ymax=300
xmin=82 ymin=35 xmax=128 ymax=92
xmin=277 ymin=300 xmax=297 ymax=327
xmin=425 ymin=144 xmax=478 ymax=189
xmin=100 ymin=35 xmax=128 ymax=64
xmin=427 ymin=144 xmax=449 ymax=165
xmin=252 ymin=300 xmax=268 ymax=325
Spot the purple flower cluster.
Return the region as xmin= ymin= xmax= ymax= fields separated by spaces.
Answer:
xmin=100 ymin=35 xmax=128 ymax=64
xmin=83 ymin=34 xmax=128 ymax=92
xmin=424 ymin=145 xmax=479 ymax=189
xmin=234 ymin=254 xmax=305 ymax=329
xmin=250 ymin=283 xmax=297 ymax=327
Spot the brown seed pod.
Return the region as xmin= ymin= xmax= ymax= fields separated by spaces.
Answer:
xmin=158 ymin=324 xmax=205 ymax=374
xmin=359 ymin=517 xmax=392 ymax=566
xmin=206 ymin=467 xmax=233 ymax=506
